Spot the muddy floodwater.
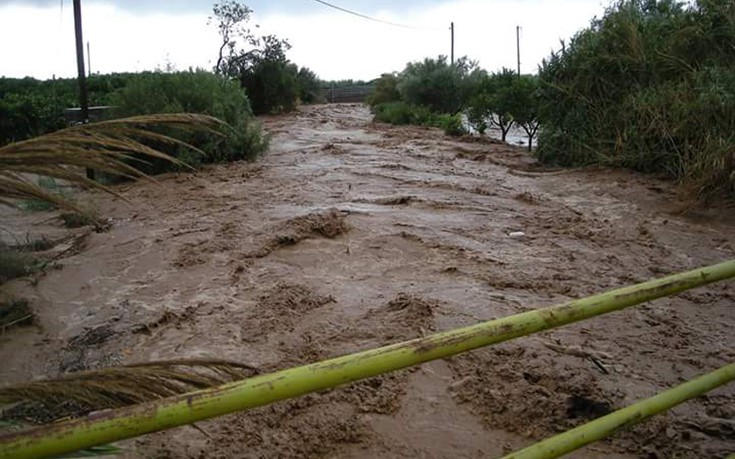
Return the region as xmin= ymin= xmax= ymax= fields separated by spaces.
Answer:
xmin=1 ymin=104 xmax=733 ymax=458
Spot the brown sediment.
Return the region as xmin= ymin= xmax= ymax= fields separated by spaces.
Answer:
xmin=0 ymin=103 xmax=732 ymax=458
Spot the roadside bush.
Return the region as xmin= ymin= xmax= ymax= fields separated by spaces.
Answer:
xmin=437 ymin=114 xmax=467 ymax=137
xmin=372 ymin=102 xmax=467 ymax=137
xmin=372 ymin=102 xmax=434 ymax=126
xmin=241 ymin=59 xmax=299 ymax=115
xmin=398 ymin=56 xmax=479 ymax=114
xmin=0 ymin=74 xmax=135 ymax=147
xmin=0 ymin=92 xmax=66 ymax=146
xmin=296 ymin=67 xmax=323 ymax=104
xmin=111 ymin=70 xmax=267 ymax=173
xmin=537 ymin=0 xmax=735 ymax=200
xmin=367 ymin=73 xmax=401 ymax=106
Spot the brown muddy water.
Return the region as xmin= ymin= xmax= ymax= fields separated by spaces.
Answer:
xmin=1 ymin=103 xmax=733 ymax=458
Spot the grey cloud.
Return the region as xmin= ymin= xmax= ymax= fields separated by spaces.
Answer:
xmin=1 ymin=0 xmax=439 ymax=15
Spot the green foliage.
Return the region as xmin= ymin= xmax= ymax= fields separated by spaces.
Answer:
xmin=296 ymin=67 xmax=323 ymax=104
xmin=467 ymin=69 xmax=520 ymax=142
xmin=398 ymin=56 xmax=480 ymax=114
xmin=111 ymin=70 xmax=267 ymax=172
xmin=437 ymin=114 xmax=468 ymax=137
xmin=537 ymin=0 xmax=735 ymax=199
xmin=0 ymin=74 xmax=132 ymax=147
xmin=508 ymin=75 xmax=541 ymax=151
xmin=367 ymin=73 xmax=401 ymax=106
xmin=211 ymin=2 xmax=309 ymax=115
xmin=0 ymin=91 xmax=66 ymax=146
xmin=372 ymin=102 xmax=467 ymax=137
xmin=372 ymin=102 xmax=435 ymax=126
xmin=231 ymin=35 xmax=308 ymax=115
xmin=211 ymin=1 xmax=254 ymax=76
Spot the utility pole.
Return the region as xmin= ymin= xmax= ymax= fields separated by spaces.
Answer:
xmin=73 ymin=0 xmax=94 ymax=179
xmin=87 ymin=41 xmax=91 ymax=77
xmin=516 ymin=25 xmax=521 ymax=76
xmin=450 ymin=22 xmax=455 ymax=66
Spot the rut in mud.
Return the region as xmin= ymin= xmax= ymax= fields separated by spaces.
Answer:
xmin=1 ymin=104 xmax=734 ymax=458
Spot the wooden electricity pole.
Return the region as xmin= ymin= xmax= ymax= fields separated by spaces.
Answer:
xmin=516 ymin=25 xmax=521 ymax=76
xmin=73 ymin=0 xmax=89 ymax=122
xmin=73 ymin=0 xmax=94 ymax=179
xmin=450 ymin=22 xmax=455 ymax=65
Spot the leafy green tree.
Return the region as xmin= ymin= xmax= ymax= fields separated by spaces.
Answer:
xmin=233 ymin=35 xmax=299 ymax=114
xmin=367 ymin=73 xmax=401 ymax=106
xmin=466 ymin=69 xmax=517 ymax=142
xmin=508 ymin=75 xmax=541 ymax=151
xmin=296 ymin=67 xmax=322 ymax=104
xmin=466 ymin=74 xmax=493 ymax=135
xmin=210 ymin=1 xmax=254 ymax=76
xmin=398 ymin=55 xmax=478 ymax=114
xmin=209 ymin=1 xmax=310 ymax=115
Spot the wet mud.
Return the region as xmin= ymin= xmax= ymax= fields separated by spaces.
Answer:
xmin=1 ymin=103 xmax=733 ymax=458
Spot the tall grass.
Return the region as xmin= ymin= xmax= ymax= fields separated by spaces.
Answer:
xmin=0 ymin=113 xmax=226 ymax=211
xmin=537 ymin=0 xmax=735 ymax=201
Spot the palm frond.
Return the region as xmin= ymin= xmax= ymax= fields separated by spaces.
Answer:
xmin=0 ymin=359 xmax=258 ymax=425
xmin=0 ymin=113 xmax=229 ymax=211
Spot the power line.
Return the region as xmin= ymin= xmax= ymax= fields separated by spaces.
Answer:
xmin=307 ymin=0 xmax=438 ymax=30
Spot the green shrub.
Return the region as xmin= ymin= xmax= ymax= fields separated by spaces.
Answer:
xmin=437 ymin=114 xmax=467 ymax=137
xmin=0 ymin=74 xmax=136 ymax=147
xmin=241 ymin=60 xmax=299 ymax=115
xmin=296 ymin=67 xmax=323 ymax=104
xmin=465 ymin=69 xmax=518 ymax=142
xmin=398 ymin=56 xmax=481 ymax=114
xmin=367 ymin=73 xmax=401 ymax=106
xmin=372 ymin=102 xmax=468 ymax=136
xmin=111 ymin=70 xmax=267 ymax=173
xmin=372 ymin=102 xmax=434 ymax=126
xmin=537 ymin=0 xmax=735 ymax=200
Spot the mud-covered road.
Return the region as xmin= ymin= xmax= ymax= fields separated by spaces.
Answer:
xmin=2 ymin=104 xmax=734 ymax=458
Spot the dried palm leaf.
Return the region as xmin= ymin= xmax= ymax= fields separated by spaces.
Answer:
xmin=0 ymin=113 xmax=229 ymax=211
xmin=0 ymin=359 xmax=258 ymax=425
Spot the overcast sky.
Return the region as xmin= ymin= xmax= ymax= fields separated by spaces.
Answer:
xmin=0 ymin=0 xmax=609 ymax=81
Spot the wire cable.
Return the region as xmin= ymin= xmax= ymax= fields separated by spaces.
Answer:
xmin=307 ymin=0 xmax=440 ymax=30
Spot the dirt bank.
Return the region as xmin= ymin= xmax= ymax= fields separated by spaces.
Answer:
xmin=1 ymin=103 xmax=733 ymax=458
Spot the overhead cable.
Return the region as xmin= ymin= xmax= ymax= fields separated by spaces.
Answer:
xmin=308 ymin=0 xmax=439 ymax=30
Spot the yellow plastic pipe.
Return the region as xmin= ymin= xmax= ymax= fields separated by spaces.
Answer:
xmin=502 ymin=363 xmax=735 ymax=459
xmin=1 ymin=259 xmax=734 ymax=459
